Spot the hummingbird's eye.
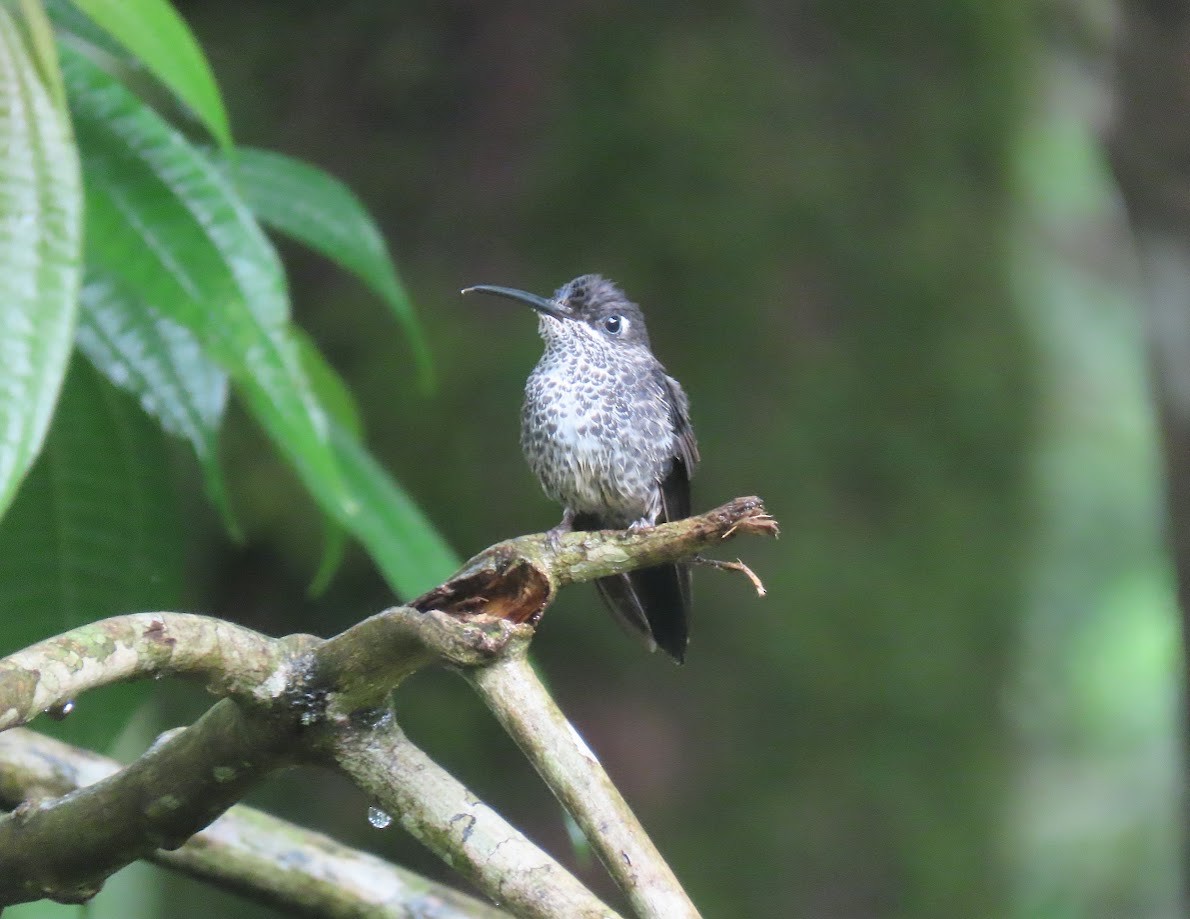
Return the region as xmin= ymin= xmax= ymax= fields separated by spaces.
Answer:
xmin=603 ymin=315 xmax=624 ymax=334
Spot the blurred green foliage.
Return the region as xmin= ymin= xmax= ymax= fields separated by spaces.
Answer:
xmin=3 ymin=2 xmax=1183 ymax=918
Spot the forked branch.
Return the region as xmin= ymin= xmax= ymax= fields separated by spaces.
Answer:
xmin=0 ymin=496 xmax=777 ymax=918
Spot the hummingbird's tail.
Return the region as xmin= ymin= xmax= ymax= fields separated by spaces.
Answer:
xmin=593 ymin=563 xmax=690 ymax=664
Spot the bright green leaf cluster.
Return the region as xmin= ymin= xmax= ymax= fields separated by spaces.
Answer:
xmin=0 ymin=0 xmax=457 ymax=663
xmin=68 ymin=0 xmax=233 ymax=148
xmin=0 ymin=3 xmax=81 ymax=526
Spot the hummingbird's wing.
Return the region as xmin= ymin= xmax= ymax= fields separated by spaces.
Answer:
xmin=589 ymin=374 xmax=699 ymax=663
xmin=656 ymin=373 xmax=698 ymax=651
xmin=644 ymin=450 xmax=693 ymax=661
xmin=592 ymin=557 xmax=689 ymax=661
xmin=663 ymin=374 xmax=700 ymax=479
xmin=659 ymin=372 xmax=698 ymax=530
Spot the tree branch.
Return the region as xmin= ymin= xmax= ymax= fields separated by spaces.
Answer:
xmin=0 ymin=727 xmax=511 ymax=919
xmin=467 ymin=648 xmax=699 ymax=919
xmin=0 ymin=612 xmax=306 ymax=732
xmin=0 ymin=690 xmax=620 ymax=914
xmin=1 ymin=498 xmax=772 ymax=734
xmin=324 ymin=709 xmax=625 ymax=919
xmin=0 ymin=698 xmax=298 ymax=903
xmin=411 ymin=496 xmax=776 ymax=625
xmin=0 ymin=496 xmax=776 ymax=915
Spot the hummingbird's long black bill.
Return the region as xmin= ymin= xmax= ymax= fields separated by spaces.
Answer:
xmin=461 ymin=284 xmax=570 ymax=319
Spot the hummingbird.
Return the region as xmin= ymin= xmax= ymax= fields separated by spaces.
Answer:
xmin=462 ymin=274 xmax=699 ymax=662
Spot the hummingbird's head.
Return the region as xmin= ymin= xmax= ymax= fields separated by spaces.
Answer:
xmin=462 ymin=274 xmax=652 ymax=350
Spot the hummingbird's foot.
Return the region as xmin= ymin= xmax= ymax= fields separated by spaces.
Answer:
xmin=627 ymin=516 xmax=655 ymax=532
xmin=545 ymin=509 xmax=576 ymax=551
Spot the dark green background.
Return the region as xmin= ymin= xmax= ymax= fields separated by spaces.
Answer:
xmin=10 ymin=3 xmax=1184 ymax=918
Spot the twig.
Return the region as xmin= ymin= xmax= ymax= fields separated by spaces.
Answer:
xmin=692 ymin=556 xmax=767 ymax=596
xmin=0 ymin=728 xmax=510 ymax=919
xmin=466 ymin=648 xmax=701 ymax=919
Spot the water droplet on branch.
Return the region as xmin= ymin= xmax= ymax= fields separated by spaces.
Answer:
xmin=44 ymin=700 xmax=75 ymax=720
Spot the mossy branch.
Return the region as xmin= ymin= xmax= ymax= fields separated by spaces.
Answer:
xmin=0 ymin=496 xmax=776 ymax=917
xmin=0 ymin=727 xmax=511 ymax=919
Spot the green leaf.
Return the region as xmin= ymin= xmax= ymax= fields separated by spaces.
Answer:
xmin=17 ymin=0 xmax=67 ymax=109
xmin=45 ymin=0 xmax=128 ymax=60
xmin=61 ymin=46 xmax=353 ymax=521
xmin=294 ymin=329 xmax=360 ymax=594
xmin=309 ymin=516 xmax=348 ymax=597
xmin=0 ymin=359 xmax=183 ymax=750
xmin=327 ymin=424 xmax=459 ymax=597
xmin=295 ymin=328 xmax=362 ymax=439
xmin=293 ymin=331 xmax=457 ymax=597
xmin=59 ymin=47 xmax=453 ymax=597
xmin=75 ymin=267 xmax=236 ymax=535
xmin=67 ymin=0 xmax=231 ymax=149
xmin=219 ymin=147 xmax=435 ymax=391
xmin=0 ymin=7 xmax=82 ymax=522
